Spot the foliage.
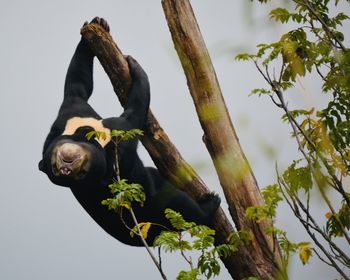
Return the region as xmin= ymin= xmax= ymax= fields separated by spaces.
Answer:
xmin=88 ymin=128 xmax=238 ymax=279
xmin=101 ymin=179 xmax=145 ymax=210
xmin=111 ymin=128 xmax=144 ymax=141
xmin=282 ymin=160 xmax=312 ymax=194
xmin=239 ymin=0 xmax=350 ymax=278
xmin=154 ymin=209 xmax=241 ymax=280
xmin=130 ymin=222 xmax=152 ymax=239
xmin=87 ymin=128 xmax=146 ymax=209
xmin=86 ymin=128 xmax=167 ymax=278
xmin=326 ymin=195 xmax=350 ymax=237
xmin=86 ymin=130 xmax=107 ymax=141
xmin=86 ymin=128 xmax=144 ymax=143
xmin=246 ymin=184 xmax=283 ymax=222
xmin=246 ymin=184 xmax=310 ymax=267
xmin=85 ymin=128 xmax=145 ymax=210
xmin=299 ymin=244 xmax=313 ymax=265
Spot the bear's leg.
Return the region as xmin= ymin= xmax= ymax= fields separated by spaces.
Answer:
xmin=165 ymin=190 xmax=221 ymax=226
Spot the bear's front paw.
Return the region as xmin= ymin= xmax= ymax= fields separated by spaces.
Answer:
xmin=84 ymin=17 xmax=110 ymax=33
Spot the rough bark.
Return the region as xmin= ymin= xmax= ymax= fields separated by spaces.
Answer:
xmin=161 ymin=0 xmax=283 ymax=279
xmin=80 ymin=23 xmax=206 ymax=198
xmin=80 ymin=22 xmax=252 ymax=279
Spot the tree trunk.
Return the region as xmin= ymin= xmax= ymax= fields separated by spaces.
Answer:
xmin=161 ymin=0 xmax=283 ymax=278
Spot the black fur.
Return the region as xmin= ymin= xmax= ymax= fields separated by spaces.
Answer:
xmin=39 ymin=17 xmax=220 ymax=246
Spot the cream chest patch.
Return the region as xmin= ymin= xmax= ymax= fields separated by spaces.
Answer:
xmin=63 ymin=117 xmax=111 ymax=147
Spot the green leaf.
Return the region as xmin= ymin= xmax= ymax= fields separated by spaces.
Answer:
xmin=214 ymin=244 xmax=238 ymax=258
xmin=103 ymin=179 xmax=145 ymax=209
xmin=101 ymin=198 xmax=118 ymax=210
xmin=246 ymin=206 xmax=268 ymax=222
xmin=280 ymin=81 xmax=294 ymax=90
xmin=281 ymin=108 xmax=314 ymax=122
xmin=110 ymin=130 xmax=125 ymax=138
xmin=153 ymin=231 xmax=183 ymax=252
xmin=263 ymin=45 xmax=282 ymax=64
xmin=85 ymin=131 xmax=96 ymax=141
xmin=262 ymin=184 xmax=283 ymax=216
xmin=291 ymin=13 xmax=304 ymax=23
xmin=177 ymin=269 xmax=199 ymax=280
xmin=250 ymin=88 xmax=272 ymax=96
xmin=278 ymin=235 xmax=299 ymax=255
xmin=282 ymin=161 xmax=312 ymax=194
xmin=246 ymin=184 xmax=282 ymax=221
xmin=280 ymin=32 xmax=307 ymax=79
xmin=85 ymin=130 xmax=107 ymax=141
xmin=227 ymin=230 xmax=252 ymax=249
xmin=164 ymin=209 xmax=195 ymax=231
xmin=326 ymin=199 xmax=350 ymax=237
xmin=281 ymin=65 xmax=292 ymax=82
xmin=198 ymin=255 xmax=221 ymax=279
xmin=265 ymin=226 xmax=286 ymax=236
xmin=235 ymin=53 xmax=254 ymax=61
xmin=111 ymin=129 xmax=144 ymax=141
xmin=192 ymin=228 xmax=215 ymax=251
xmin=333 ymin=12 xmax=349 ymax=26
xmin=270 ymin=8 xmax=291 ymax=23
xmin=123 ymin=129 xmax=144 ymax=141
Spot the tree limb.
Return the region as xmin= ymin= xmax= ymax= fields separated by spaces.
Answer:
xmin=80 ymin=21 xmax=248 ymax=279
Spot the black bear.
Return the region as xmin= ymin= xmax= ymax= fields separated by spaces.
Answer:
xmin=39 ymin=17 xmax=220 ymax=246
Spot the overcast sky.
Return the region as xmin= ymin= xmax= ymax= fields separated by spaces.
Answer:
xmin=1 ymin=1 xmax=348 ymax=279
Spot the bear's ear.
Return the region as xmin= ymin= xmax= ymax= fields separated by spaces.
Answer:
xmin=38 ymin=160 xmax=45 ymax=172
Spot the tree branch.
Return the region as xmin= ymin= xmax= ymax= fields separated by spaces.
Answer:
xmin=80 ymin=21 xmax=245 ymax=279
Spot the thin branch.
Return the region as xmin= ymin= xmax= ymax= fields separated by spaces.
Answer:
xmin=281 ymin=92 xmax=350 ymax=208
xmin=299 ymin=0 xmax=346 ymax=50
xmin=129 ymin=208 xmax=168 ymax=280
xmin=254 ymin=60 xmax=272 ymax=85
xmin=329 ymin=243 xmax=350 ymax=267
xmin=292 ymin=193 xmax=350 ymax=263
xmin=269 ymin=95 xmax=283 ymax=108
xmin=179 ymin=244 xmax=193 ymax=269
xmin=112 ymin=139 xmax=121 ymax=181
xmin=112 ymin=137 xmax=167 ymax=279
xmin=273 ymin=88 xmax=350 ymax=242
xmin=301 ymin=224 xmax=349 ymax=280
xmin=278 ymin=62 xmax=285 ymax=85
xmin=277 ymin=178 xmax=350 ymax=280
xmin=277 ymin=148 xmax=350 ymax=268
xmin=158 ymin=247 xmax=163 ymax=273
xmin=306 ymin=188 xmax=311 ymax=231
xmin=312 ymin=248 xmax=334 ymax=267
xmin=307 ymin=19 xmax=338 ymax=49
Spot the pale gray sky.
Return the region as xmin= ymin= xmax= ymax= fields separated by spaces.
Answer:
xmin=0 ymin=1 xmax=346 ymax=279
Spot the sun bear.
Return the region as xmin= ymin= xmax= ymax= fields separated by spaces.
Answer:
xmin=39 ymin=17 xmax=220 ymax=246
